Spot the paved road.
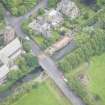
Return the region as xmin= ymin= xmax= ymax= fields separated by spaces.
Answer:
xmin=3 ymin=1 xmax=85 ymax=105
xmin=38 ymin=54 xmax=85 ymax=105
xmin=3 ymin=0 xmax=47 ymax=55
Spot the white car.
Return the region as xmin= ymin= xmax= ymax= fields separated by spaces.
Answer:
xmin=61 ymin=74 xmax=68 ymax=82
xmin=64 ymin=78 xmax=68 ymax=82
xmin=25 ymin=36 xmax=30 ymax=40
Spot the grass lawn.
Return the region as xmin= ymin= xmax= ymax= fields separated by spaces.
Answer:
xmin=11 ymin=80 xmax=71 ymax=105
xmin=88 ymin=54 xmax=105 ymax=105
xmin=66 ymin=53 xmax=105 ymax=105
xmin=34 ymin=36 xmax=45 ymax=46
xmin=33 ymin=30 xmax=60 ymax=49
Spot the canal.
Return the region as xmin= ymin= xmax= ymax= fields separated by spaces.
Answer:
xmin=0 ymin=67 xmax=43 ymax=101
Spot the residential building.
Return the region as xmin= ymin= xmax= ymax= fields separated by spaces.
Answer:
xmin=0 ymin=60 xmax=9 ymax=84
xmin=45 ymin=9 xmax=63 ymax=27
xmin=0 ymin=38 xmax=22 ymax=84
xmin=29 ymin=9 xmax=63 ymax=38
xmin=4 ymin=26 xmax=16 ymax=45
xmin=45 ymin=36 xmax=73 ymax=55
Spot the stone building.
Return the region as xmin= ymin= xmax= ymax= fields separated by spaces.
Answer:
xmin=45 ymin=36 xmax=73 ymax=55
xmin=0 ymin=38 xmax=22 ymax=84
xmin=4 ymin=26 xmax=15 ymax=45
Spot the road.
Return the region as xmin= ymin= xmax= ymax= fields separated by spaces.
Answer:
xmin=38 ymin=54 xmax=85 ymax=105
xmin=3 ymin=1 xmax=85 ymax=105
xmin=3 ymin=0 xmax=47 ymax=55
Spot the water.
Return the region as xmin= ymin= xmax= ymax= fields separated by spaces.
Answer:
xmin=0 ymin=67 xmax=43 ymax=101
xmin=52 ymin=41 xmax=75 ymax=61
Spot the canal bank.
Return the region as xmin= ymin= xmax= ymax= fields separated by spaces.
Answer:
xmin=0 ymin=67 xmax=43 ymax=101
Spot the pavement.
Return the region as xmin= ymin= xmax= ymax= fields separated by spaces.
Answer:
xmin=38 ymin=54 xmax=85 ymax=105
xmin=3 ymin=0 xmax=47 ymax=55
xmin=2 ymin=1 xmax=85 ymax=105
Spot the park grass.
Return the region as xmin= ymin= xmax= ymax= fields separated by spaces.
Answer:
xmin=11 ymin=79 xmax=71 ymax=105
xmin=66 ymin=53 xmax=105 ymax=105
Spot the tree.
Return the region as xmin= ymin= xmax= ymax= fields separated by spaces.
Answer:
xmin=97 ymin=0 xmax=105 ymax=6
xmin=23 ymin=53 xmax=38 ymax=69
xmin=0 ymin=3 xmax=4 ymax=20
xmin=2 ymin=0 xmax=37 ymax=16
xmin=22 ymin=40 xmax=31 ymax=53
xmin=7 ymin=70 xmax=21 ymax=81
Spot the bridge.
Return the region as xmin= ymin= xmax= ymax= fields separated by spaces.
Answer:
xmin=38 ymin=54 xmax=85 ymax=105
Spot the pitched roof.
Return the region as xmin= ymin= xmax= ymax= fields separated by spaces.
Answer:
xmin=0 ymin=64 xmax=9 ymax=80
xmin=0 ymin=38 xmax=21 ymax=63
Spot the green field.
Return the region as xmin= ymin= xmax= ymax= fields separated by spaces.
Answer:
xmin=11 ymin=80 xmax=71 ymax=105
xmin=66 ymin=53 xmax=105 ymax=105
xmin=88 ymin=54 xmax=105 ymax=105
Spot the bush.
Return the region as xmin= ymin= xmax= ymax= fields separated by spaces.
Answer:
xmin=22 ymin=40 xmax=31 ymax=53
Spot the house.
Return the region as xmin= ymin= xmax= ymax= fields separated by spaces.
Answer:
xmin=0 ymin=26 xmax=16 ymax=49
xmin=45 ymin=9 xmax=63 ymax=27
xmin=0 ymin=38 xmax=22 ymax=84
xmin=0 ymin=60 xmax=9 ymax=84
xmin=29 ymin=9 xmax=63 ymax=38
xmin=29 ymin=19 xmax=51 ymax=38
xmin=45 ymin=36 xmax=73 ymax=55
xmin=4 ymin=26 xmax=16 ymax=45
